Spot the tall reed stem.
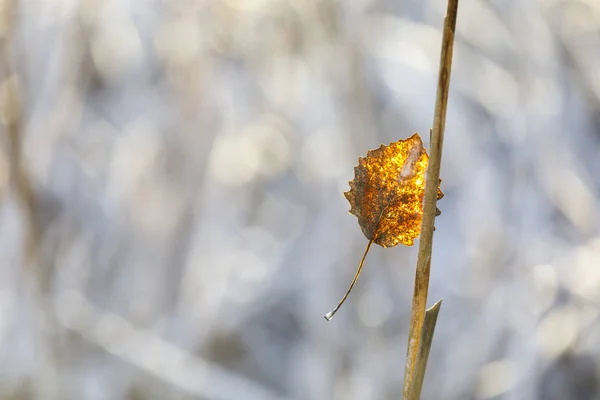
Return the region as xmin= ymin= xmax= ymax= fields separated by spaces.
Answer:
xmin=401 ymin=1 xmax=459 ymax=398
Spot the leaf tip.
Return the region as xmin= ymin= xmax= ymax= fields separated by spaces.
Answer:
xmin=409 ymin=132 xmax=421 ymax=141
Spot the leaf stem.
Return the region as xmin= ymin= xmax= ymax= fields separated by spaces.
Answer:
xmin=402 ymin=0 xmax=459 ymax=398
xmin=324 ymin=238 xmax=373 ymax=321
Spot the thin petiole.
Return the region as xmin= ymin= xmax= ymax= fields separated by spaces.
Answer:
xmin=324 ymin=238 xmax=374 ymax=321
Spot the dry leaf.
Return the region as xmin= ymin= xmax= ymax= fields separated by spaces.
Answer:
xmin=325 ymin=133 xmax=443 ymax=320
xmin=345 ymin=133 xmax=443 ymax=247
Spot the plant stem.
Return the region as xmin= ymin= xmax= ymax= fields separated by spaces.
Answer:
xmin=401 ymin=0 xmax=459 ymax=398
xmin=408 ymin=299 xmax=443 ymax=400
xmin=324 ymin=238 xmax=373 ymax=321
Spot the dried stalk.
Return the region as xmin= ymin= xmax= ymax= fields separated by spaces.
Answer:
xmin=401 ymin=0 xmax=459 ymax=398
xmin=408 ymin=299 xmax=443 ymax=400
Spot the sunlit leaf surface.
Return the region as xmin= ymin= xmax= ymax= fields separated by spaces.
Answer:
xmin=345 ymin=133 xmax=443 ymax=248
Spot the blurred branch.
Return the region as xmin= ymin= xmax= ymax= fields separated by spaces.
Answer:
xmin=55 ymin=290 xmax=297 ymax=400
xmin=0 ymin=0 xmax=43 ymax=270
xmin=0 ymin=1 xmax=62 ymax=397
xmin=402 ymin=0 xmax=458 ymax=398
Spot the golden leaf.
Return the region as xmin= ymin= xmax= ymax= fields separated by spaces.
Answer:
xmin=345 ymin=133 xmax=443 ymax=247
xmin=325 ymin=133 xmax=443 ymax=320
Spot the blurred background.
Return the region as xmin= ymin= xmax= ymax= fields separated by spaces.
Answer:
xmin=0 ymin=0 xmax=599 ymax=399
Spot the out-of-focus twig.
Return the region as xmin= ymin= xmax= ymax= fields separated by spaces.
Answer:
xmin=402 ymin=0 xmax=458 ymax=398
xmin=55 ymin=289 xmax=298 ymax=400
xmin=0 ymin=0 xmax=46 ymax=288
xmin=0 ymin=1 xmax=61 ymax=398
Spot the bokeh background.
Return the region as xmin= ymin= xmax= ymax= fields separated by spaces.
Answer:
xmin=0 ymin=0 xmax=599 ymax=399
